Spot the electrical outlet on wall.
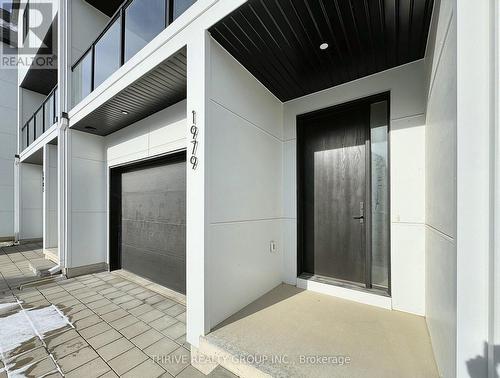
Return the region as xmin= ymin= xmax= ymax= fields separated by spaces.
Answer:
xmin=270 ymin=241 xmax=277 ymax=253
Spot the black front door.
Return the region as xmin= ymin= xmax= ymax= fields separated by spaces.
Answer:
xmin=298 ymin=101 xmax=370 ymax=286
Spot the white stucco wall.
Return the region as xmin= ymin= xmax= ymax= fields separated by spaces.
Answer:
xmin=43 ymin=144 xmax=58 ymax=249
xmin=206 ymin=38 xmax=284 ymax=329
xmin=283 ymin=60 xmax=427 ymax=316
xmin=67 ymin=129 xmax=106 ymax=268
xmin=20 ymin=162 xmax=43 ymax=240
xmin=105 ymin=100 xmax=187 ymax=167
xmin=424 ymin=0 xmax=457 ymax=377
xmin=0 ymin=42 xmax=18 ymax=239
xmin=104 ymin=100 xmax=187 ymax=266
xmin=456 ymin=0 xmax=493 ymax=377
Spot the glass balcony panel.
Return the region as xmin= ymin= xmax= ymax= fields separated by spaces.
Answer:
xmin=94 ymin=18 xmax=121 ymax=89
xmin=28 ymin=118 xmax=35 ymax=146
xmin=44 ymin=94 xmax=54 ymax=128
xmin=173 ymin=0 xmax=196 ymax=20
xmin=125 ymin=0 xmax=165 ymax=62
xmin=35 ymin=109 xmax=44 ymax=137
xmin=54 ymin=87 xmax=58 ymax=121
xmin=72 ymin=51 xmax=92 ymax=107
xmin=22 ymin=127 xmax=27 ymax=150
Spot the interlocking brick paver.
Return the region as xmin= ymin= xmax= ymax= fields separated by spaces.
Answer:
xmin=100 ymin=308 xmax=128 ymax=322
xmin=87 ymin=329 xmax=122 ymax=349
xmin=93 ymin=302 xmax=121 ymax=316
xmin=74 ymin=314 xmax=102 ymax=330
xmin=65 ymin=357 xmax=111 ymax=378
xmin=121 ymin=320 xmax=151 ymax=339
xmin=150 ymin=314 xmax=178 ymax=331
xmin=109 ymin=314 xmax=139 ymax=330
xmin=122 ymin=358 xmax=167 ymax=378
xmin=97 ymin=337 xmax=134 ymax=361
xmin=45 ymin=329 xmax=81 ymax=349
xmin=108 ymin=347 xmax=148 ymax=376
xmin=144 ymin=338 xmax=179 ymax=359
xmin=58 ymin=346 xmax=99 ymax=373
xmin=157 ymin=346 xmax=191 ymax=376
xmin=130 ymin=328 xmax=164 ymax=349
xmin=128 ymin=302 xmax=154 ymax=316
xmin=165 ymin=303 xmax=186 ymax=317
xmin=79 ymin=321 xmax=112 ymax=339
xmin=177 ymin=365 xmax=205 ymax=378
xmin=137 ymin=308 xmax=165 ymax=323
xmin=162 ymin=321 xmax=186 ymax=340
xmin=0 ymin=247 xmax=237 ymax=378
xmin=52 ymin=336 xmax=88 ymax=359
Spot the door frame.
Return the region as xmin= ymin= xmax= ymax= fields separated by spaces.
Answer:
xmin=108 ymin=149 xmax=187 ymax=272
xmin=296 ymin=92 xmax=391 ymax=295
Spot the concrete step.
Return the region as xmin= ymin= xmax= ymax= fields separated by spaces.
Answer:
xmin=197 ymin=336 xmax=274 ymax=378
xmin=28 ymin=258 xmax=59 ymax=277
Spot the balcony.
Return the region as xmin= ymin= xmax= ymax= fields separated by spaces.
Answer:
xmin=71 ymin=0 xmax=196 ymax=107
xmin=21 ymin=86 xmax=58 ymax=151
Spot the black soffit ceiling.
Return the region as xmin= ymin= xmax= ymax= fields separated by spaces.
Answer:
xmin=72 ymin=48 xmax=187 ymax=136
xmin=209 ymin=0 xmax=434 ymax=102
xmin=84 ymin=0 xmax=122 ymax=17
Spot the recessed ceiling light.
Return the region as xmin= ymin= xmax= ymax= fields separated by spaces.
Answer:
xmin=84 ymin=126 xmax=97 ymax=131
xmin=121 ymin=110 xmax=129 ymax=115
xmin=320 ymin=43 xmax=329 ymax=50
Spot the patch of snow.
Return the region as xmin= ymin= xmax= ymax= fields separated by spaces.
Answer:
xmin=0 ymin=305 xmax=72 ymax=356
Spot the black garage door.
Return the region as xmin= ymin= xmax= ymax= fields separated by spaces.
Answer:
xmin=110 ymin=152 xmax=186 ymax=294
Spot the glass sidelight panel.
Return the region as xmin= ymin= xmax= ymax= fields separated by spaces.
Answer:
xmin=124 ymin=0 xmax=166 ymax=62
xmin=370 ymin=101 xmax=389 ymax=289
xmin=94 ymin=17 xmax=122 ymax=89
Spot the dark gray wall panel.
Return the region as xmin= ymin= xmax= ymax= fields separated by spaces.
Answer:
xmin=120 ymin=158 xmax=186 ymax=293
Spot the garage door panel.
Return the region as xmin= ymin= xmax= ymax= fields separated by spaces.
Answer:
xmin=122 ymin=219 xmax=186 ymax=257
xmin=117 ymin=156 xmax=186 ymax=294
xmin=122 ymin=244 xmax=186 ymax=294
xmin=122 ymin=164 xmax=186 ymax=192
xmin=122 ymin=190 xmax=186 ymax=223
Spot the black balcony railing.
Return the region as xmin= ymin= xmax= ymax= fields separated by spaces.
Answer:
xmin=71 ymin=0 xmax=196 ymax=107
xmin=21 ymin=85 xmax=58 ymax=150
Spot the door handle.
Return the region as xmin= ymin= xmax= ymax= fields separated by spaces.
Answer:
xmin=354 ymin=202 xmax=365 ymax=223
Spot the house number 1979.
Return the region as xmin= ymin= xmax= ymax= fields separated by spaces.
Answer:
xmin=190 ymin=110 xmax=198 ymax=170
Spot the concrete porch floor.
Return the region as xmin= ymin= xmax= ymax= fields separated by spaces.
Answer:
xmin=200 ymin=284 xmax=438 ymax=378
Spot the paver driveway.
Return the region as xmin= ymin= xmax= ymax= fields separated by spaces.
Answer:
xmin=0 ymin=244 xmax=235 ymax=378
xmin=0 ymin=242 xmax=55 ymax=291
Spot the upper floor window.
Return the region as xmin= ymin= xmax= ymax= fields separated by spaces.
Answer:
xmin=23 ymin=1 xmax=29 ymax=41
xmin=71 ymin=0 xmax=197 ymax=107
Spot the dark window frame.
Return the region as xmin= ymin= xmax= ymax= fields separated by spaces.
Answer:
xmin=23 ymin=1 xmax=29 ymax=41
xmin=70 ymin=0 xmax=196 ymax=106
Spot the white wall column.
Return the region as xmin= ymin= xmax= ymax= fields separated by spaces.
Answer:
xmin=186 ymin=29 xmax=209 ymax=347
xmin=456 ymin=0 xmax=495 ymax=376
xmin=43 ymin=144 xmax=58 ymax=251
